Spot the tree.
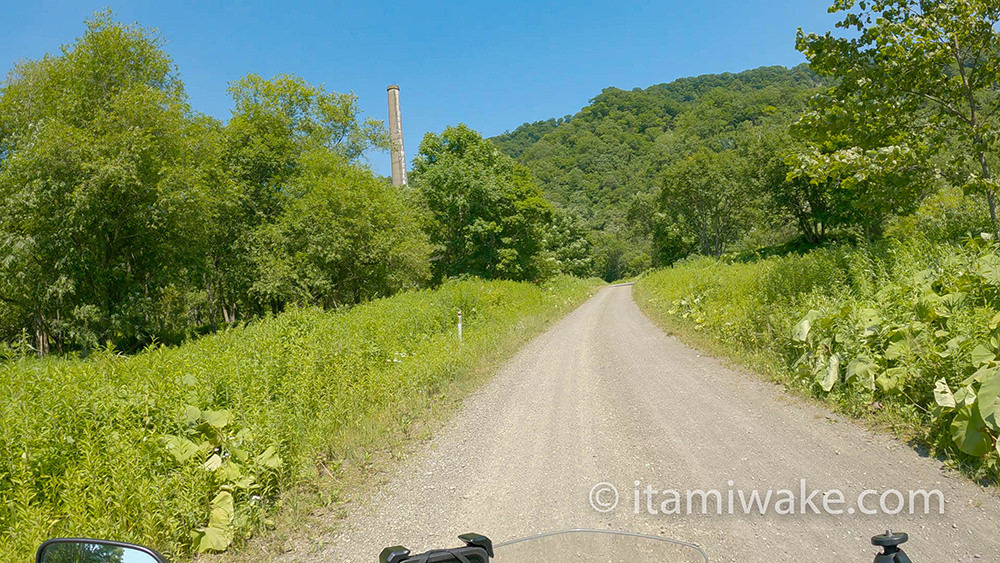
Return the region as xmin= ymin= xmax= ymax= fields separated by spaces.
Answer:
xmin=212 ymin=73 xmax=390 ymax=319
xmin=412 ymin=124 xmax=554 ymax=281
xmin=657 ymin=148 xmax=750 ymax=257
xmin=223 ymin=73 xmax=387 ymax=222
xmin=0 ymin=10 xmax=197 ymax=353
xmin=538 ymin=208 xmax=594 ymax=278
xmin=251 ymin=152 xmax=431 ymax=308
xmin=733 ymin=120 xmax=838 ymax=244
xmin=796 ymin=0 xmax=1000 ymax=237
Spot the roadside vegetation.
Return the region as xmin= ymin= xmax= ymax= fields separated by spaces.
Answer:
xmin=0 ymin=276 xmax=599 ymax=562
xmin=494 ymin=0 xmax=1000 ymax=483
xmin=635 ymin=234 xmax=1000 ymax=484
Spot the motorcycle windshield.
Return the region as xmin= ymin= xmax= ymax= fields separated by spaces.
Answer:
xmin=493 ymin=529 xmax=708 ymax=563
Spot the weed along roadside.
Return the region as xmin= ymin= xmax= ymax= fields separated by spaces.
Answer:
xmin=633 ymin=237 xmax=1000 ymax=486
xmin=0 ymin=276 xmax=601 ymax=562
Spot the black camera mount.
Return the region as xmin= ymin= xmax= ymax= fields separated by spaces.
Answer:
xmin=872 ymin=530 xmax=912 ymax=563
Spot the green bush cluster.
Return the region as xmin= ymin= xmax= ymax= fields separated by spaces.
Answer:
xmin=635 ymin=238 xmax=1000 ymax=482
xmin=0 ymin=276 xmax=598 ymax=561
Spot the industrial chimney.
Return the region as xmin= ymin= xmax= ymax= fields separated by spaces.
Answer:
xmin=387 ymin=85 xmax=407 ymax=186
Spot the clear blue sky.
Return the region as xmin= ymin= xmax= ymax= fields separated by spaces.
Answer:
xmin=1 ymin=1 xmax=842 ymax=177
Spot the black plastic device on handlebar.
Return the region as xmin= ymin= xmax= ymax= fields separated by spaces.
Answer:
xmin=872 ymin=530 xmax=912 ymax=563
xmin=382 ymin=529 xmax=913 ymax=563
xmin=380 ymin=533 xmax=493 ymax=563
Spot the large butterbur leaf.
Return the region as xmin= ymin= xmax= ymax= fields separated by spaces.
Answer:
xmin=162 ymin=435 xmax=200 ymax=463
xmin=933 ymin=379 xmax=956 ymax=409
xmin=792 ymin=310 xmax=821 ymax=343
xmin=183 ymin=405 xmax=201 ymax=424
xmin=192 ymin=526 xmax=231 ymax=554
xmin=192 ymin=491 xmax=234 ymax=553
xmin=855 ymin=308 xmax=881 ymax=334
xmin=202 ymin=453 xmax=223 ymax=472
xmin=255 ymin=445 xmax=283 ymax=469
xmin=820 ymin=353 xmax=840 ymax=392
xmin=989 ymin=311 xmax=1000 ymax=331
xmin=953 ymin=385 xmax=977 ymax=407
xmin=846 ymin=356 xmax=877 ymax=390
xmin=884 ymin=338 xmax=912 ymax=361
xmin=876 ymin=366 xmax=907 ymax=392
xmin=976 ymin=372 xmax=1000 ymax=432
xmin=970 ymin=344 xmax=996 ymax=368
xmin=202 ymin=409 xmax=232 ymax=429
xmin=209 ymin=491 xmax=234 ymax=527
xmin=977 ymin=254 xmax=1000 ymax=285
xmin=951 ymin=404 xmax=991 ymax=458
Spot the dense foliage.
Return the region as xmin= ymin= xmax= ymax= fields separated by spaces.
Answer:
xmin=621 ymin=0 xmax=1000 ymax=483
xmin=0 ymin=13 xmax=422 ymax=355
xmin=494 ymin=3 xmax=1000 ymax=273
xmin=0 ymin=13 xmax=592 ymax=357
xmin=0 ymin=276 xmax=599 ymax=561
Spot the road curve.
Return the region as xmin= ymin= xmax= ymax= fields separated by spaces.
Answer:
xmin=303 ymin=284 xmax=1000 ymax=562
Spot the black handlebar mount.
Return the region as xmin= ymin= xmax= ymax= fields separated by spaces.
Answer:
xmin=872 ymin=530 xmax=912 ymax=563
xmin=380 ymin=533 xmax=494 ymax=563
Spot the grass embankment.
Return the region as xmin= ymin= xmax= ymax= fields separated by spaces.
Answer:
xmin=634 ymin=238 xmax=1000 ymax=484
xmin=0 ymin=276 xmax=601 ymax=562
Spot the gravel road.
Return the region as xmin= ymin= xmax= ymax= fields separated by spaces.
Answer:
xmin=300 ymin=284 xmax=1000 ymax=562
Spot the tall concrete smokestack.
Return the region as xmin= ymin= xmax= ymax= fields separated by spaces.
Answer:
xmin=387 ymin=85 xmax=407 ymax=186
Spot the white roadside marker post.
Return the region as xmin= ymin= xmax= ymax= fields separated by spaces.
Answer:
xmin=457 ymin=310 xmax=463 ymax=343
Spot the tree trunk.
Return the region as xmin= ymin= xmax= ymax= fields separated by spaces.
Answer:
xmin=204 ymin=271 xmax=218 ymax=332
xmin=34 ymin=312 xmax=50 ymax=358
xmin=987 ymin=189 xmax=999 ymax=240
xmin=974 ymin=146 xmax=1000 ymax=239
xmin=35 ymin=329 xmax=49 ymax=357
xmin=55 ymin=309 xmax=63 ymax=354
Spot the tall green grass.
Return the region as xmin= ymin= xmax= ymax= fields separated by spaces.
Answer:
xmin=635 ymin=238 xmax=1000 ymax=482
xmin=0 ymin=276 xmax=599 ymax=561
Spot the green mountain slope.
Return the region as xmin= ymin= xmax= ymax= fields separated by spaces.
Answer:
xmin=490 ymin=64 xmax=823 ymax=279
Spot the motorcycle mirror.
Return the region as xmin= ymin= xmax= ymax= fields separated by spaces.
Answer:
xmin=37 ymin=538 xmax=167 ymax=563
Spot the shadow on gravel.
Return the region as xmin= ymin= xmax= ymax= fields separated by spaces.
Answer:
xmin=907 ymin=437 xmax=999 ymax=488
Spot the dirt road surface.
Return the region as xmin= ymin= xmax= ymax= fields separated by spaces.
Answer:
xmin=300 ymin=285 xmax=1000 ymax=562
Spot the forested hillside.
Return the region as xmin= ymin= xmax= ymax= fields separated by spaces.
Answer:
xmin=491 ymin=65 xmax=825 ymax=279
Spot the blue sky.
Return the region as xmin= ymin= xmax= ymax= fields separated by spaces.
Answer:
xmin=2 ymin=1 xmax=842 ymax=177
